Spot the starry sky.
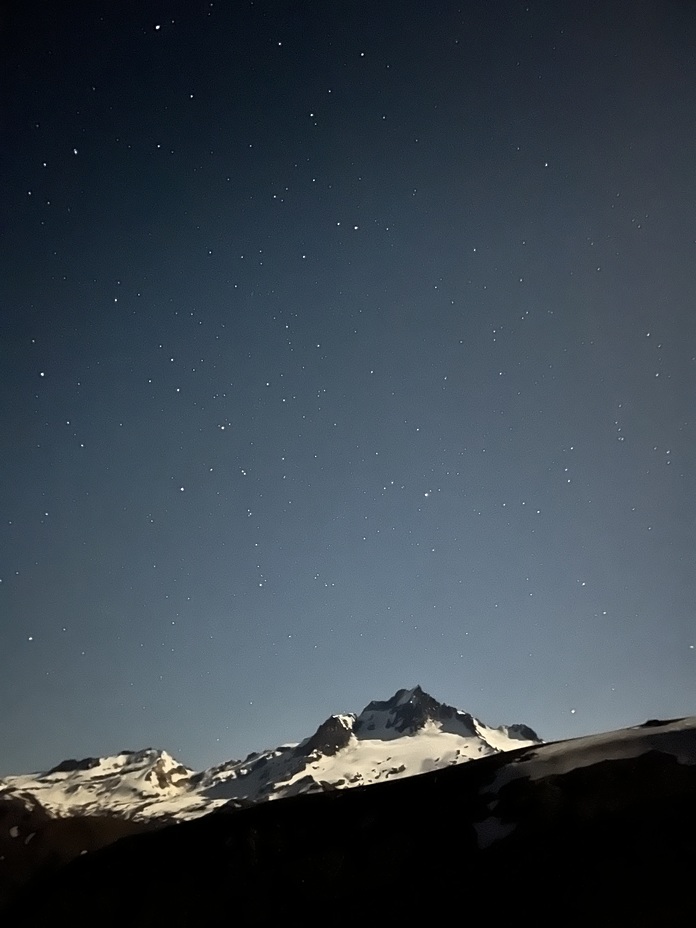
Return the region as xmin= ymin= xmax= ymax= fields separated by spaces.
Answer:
xmin=1 ymin=1 xmax=694 ymax=775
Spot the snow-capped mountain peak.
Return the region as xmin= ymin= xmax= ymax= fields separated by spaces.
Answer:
xmin=0 ymin=687 xmax=540 ymax=821
xmin=1 ymin=748 xmax=194 ymax=821
xmin=355 ymin=683 xmax=477 ymax=739
xmin=47 ymin=748 xmax=190 ymax=787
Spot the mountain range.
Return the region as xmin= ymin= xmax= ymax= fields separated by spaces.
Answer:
xmin=2 ymin=686 xmax=695 ymax=925
xmin=0 ymin=685 xmax=539 ymax=820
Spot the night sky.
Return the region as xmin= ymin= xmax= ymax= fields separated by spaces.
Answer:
xmin=2 ymin=1 xmax=694 ymax=775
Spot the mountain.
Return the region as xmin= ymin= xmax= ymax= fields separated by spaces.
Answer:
xmin=0 ymin=685 xmax=540 ymax=821
xmin=0 ymin=685 xmax=538 ymax=911
xmin=4 ymin=713 xmax=695 ymax=926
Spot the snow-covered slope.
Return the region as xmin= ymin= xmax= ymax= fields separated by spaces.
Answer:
xmin=0 ymin=749 xmax=195 ymax=821
xmin=0 ymin=686 xmax=540 ymax=821
xmin=472 ymin=713 xmax=696 ymax=849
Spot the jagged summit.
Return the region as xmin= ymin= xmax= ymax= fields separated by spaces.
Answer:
xmin=352 ymin=684 xmax=540 ymax=744
xmin=356 ymin=684 xmax=473 ymax=738
xmin=293 ymin=684 xmax=541 ymax=756
xmin=0 ymin=687 xmax=540 ymax=821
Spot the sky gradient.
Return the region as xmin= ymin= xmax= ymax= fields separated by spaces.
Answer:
xmin=1 ymin=0 xmax=694 ymax=775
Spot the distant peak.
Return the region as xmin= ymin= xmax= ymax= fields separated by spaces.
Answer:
xmin=45 ymin=748 xmax=187 ymax=780
xmin=502 ymin=723 xmax=541 ymax=742
xmin=47 ymin=756 xmax=101 ymax=775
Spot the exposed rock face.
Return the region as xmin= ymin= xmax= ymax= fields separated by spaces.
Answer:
xmin=504 ymin=723 xmax=540 ymax=742
xmin=46 ymin=757 xmax=101 ymax=775
xmin=356 ymin=684 xmax=480 ymax=737
xmin=297 ymin=715 xmax=355 ymax=757
xmin=145 ymin=757 xmax=191 ymax=790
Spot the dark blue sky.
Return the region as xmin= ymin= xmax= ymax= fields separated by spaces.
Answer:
xmin=1 ymin=1 xmax=694 ymax=774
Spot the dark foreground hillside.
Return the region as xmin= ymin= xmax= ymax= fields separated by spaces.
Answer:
xmin=4 ymin=722 xmax=696 ymax=926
